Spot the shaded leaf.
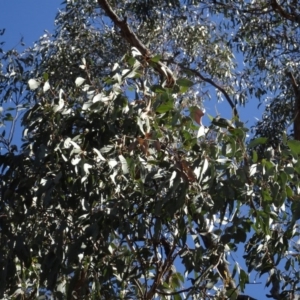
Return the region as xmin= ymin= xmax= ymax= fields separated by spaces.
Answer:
xmin=189 ymin=106 xmax=204 ymax=125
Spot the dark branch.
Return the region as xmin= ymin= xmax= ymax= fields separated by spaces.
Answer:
xmin=97 ymin=0 xmax=175 ymax=86
xmin=176 ymin=63 xmax=239 ymax=118
xmin=270 ymin=0 xmax=300 ymax=24
xmin=287 ymin=72 xmax=300 ymax=140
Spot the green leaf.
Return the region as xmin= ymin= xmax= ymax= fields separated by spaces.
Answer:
xmin=287 ymin=140 xmax=300 ymax=155
xmin=294 ymin=159 xmax=300 ymax=174
xmin=207 ymin=113 xmax=214 ymax=121
xmin=262 ymin=189 xmax=272 ymax=201
xmin=156 ymin=101 xmax=173 ymax=113
xmin=150 ymin=85 xmax=166 ymax=93
xmin=239 ymin=269 xmax=249 ymax=292
xmin=127 ymin=56 xmax=136 ymax=66
xmin=229 ymin=128 xmax=245 ymax=139
xmin=252 ymin=150 xmax=258 ymax=163
xmin=179 ymin=85 xmax=189 ymax=93
xmin=174 ymin=294 xmax=182 ymax=300
xmin=176 ymin=78 xmax=193 ymax=87
xmin=4 ymin=113 xmax=13 ymax=121
xmin=226 ymin=289 xmax=239 ymax=300
xmin=126 ymin=157 xmax=135 ymax=179
xmin=271 ymin=183 xmax=280 ymax=201
xmin=235 ymin=227 xmax=247 ymax=243
xmin=291 ymin=200 xmax=300 ymax=222
xmin=150 ymin=54 xmax=162 ymax=62
xmin=248 ymin=137 xmax=268 ymax=148
xmin=43 ymin=73 xmax=49 ymax=81
xmin=285 ymin=258 xmax=291 ymax=271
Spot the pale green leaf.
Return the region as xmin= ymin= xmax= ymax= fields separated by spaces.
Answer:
xmin=156 ymin=101 xmax=173 ymax=113
xmin=248 ymin=137 xmax=268 ymax=148
xmin=177 ymin=78 xmax=193 ymax=87
xmin=287 ymin=140 xmax=300 ymax=155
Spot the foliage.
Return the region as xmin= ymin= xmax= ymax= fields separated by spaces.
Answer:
xmin=1 ymin=0 xmax=300 ymax=299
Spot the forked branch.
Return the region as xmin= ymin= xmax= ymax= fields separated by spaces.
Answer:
xmin=97 ymin=0 xmax=175 ymax=86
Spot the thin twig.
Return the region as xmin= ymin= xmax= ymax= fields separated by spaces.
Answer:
xmin=177 ymin=64 xmax=239 ymax=118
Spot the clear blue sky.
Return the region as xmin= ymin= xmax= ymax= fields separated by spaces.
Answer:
xmin=0 ymin=1 xmax=268 ymax=299
xmin=0 ymin=1 xmax=61 ymax=49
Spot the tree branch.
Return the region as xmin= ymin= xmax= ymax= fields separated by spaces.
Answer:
xmin=287 ymin=72 xmax=300 ymax=140
xmin=97 ymin=0 xmax=175 ymax=86
xmin=200 ymin=232 xmax=257 ymax=300
xmin=270 ymin=0 xmax=300 ymax=24
xmin=213 ymin=0 xmax=272 ymax=15
xmin=176 ymin=64 xmax=239 ymax=118
xmin=145 ymin=241 xmax=177 ymax=299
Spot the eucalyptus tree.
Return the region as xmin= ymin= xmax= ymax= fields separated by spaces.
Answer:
xmin=1 ymin=1 xmax=300 ymax=300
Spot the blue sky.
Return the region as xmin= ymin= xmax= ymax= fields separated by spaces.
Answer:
xmin=0 ymin=1 xmax=61 ymax=49
xmin=0 ymin=1 xmax=269 ymax=299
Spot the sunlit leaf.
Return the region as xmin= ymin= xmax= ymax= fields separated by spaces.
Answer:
xmin=119 ymin=155 xmax=129 ymax=174
xmin=43 ymin=81 xmax=51 ymax=92
xmin=28 ymin=79 xmax=40 ymax=90
xmin=75 ymin=77 xmax=85 ymax=86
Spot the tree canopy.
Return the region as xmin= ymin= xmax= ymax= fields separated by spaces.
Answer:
xmin=1 ymin=0 xmax=300 ymax=299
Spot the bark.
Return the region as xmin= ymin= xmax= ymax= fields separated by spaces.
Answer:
xmin=287 ymin=72 xmax=300 ymax=141
xmin=97 ymin=0 xmax=175 ymax=87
